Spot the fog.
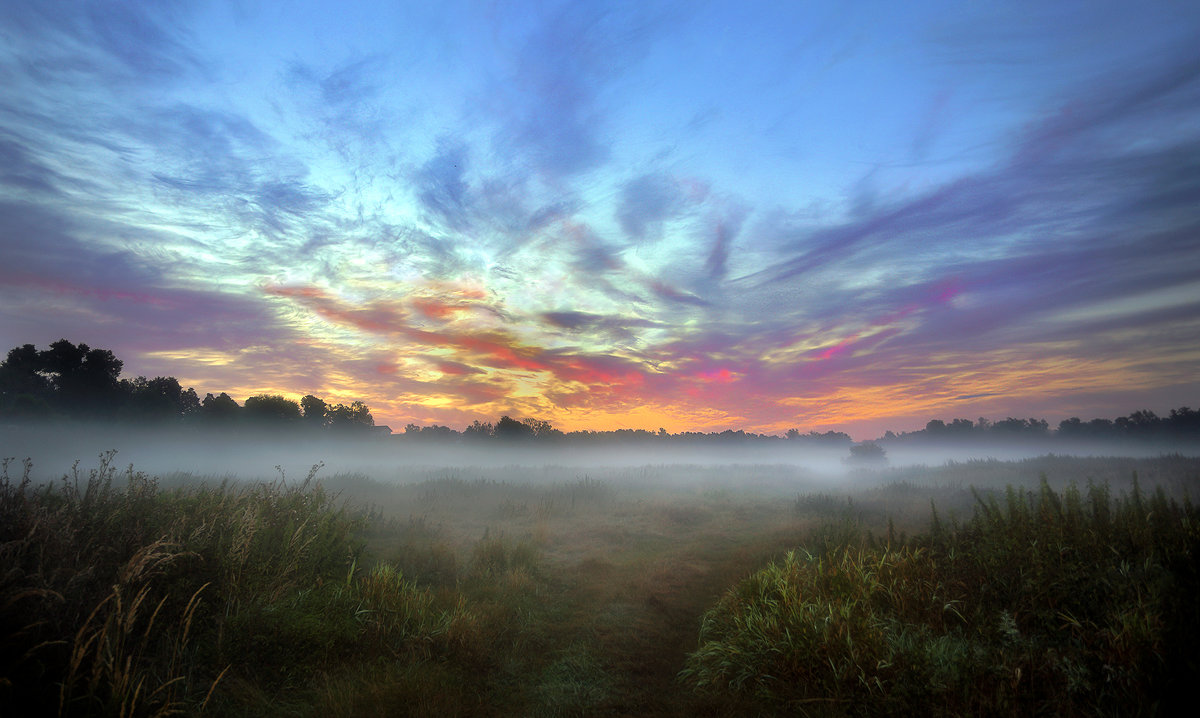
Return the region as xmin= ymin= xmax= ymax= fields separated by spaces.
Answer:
xmin=3 ymin=421 xmax=1197 ymax=493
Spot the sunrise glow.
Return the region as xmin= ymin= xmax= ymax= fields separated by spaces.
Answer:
xmin=1 ymin=2 xmax=1197 ymax=438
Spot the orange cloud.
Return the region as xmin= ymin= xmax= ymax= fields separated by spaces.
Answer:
xmin=264 ymin=284 xmax=408 ymax=334
xmin=411 ymin=297 xmax=472 ymax=320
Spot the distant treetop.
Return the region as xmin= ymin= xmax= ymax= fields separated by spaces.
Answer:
xmin=0 ymin=339 xmax=376 ymax=433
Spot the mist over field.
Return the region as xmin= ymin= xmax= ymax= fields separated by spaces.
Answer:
xmin=4 ymin=420 xmax=1198 ymax=487
xmin=5 ymin=420 xmax=1200 ymax=715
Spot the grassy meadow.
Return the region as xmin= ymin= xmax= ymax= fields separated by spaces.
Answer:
xmin=1 ymin=451 xmax=1197 ymax=716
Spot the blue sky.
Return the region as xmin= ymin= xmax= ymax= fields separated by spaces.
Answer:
xmin=1 ymin=1 xmax=1198 ymax=437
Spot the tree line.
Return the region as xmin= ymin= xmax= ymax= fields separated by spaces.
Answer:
xmin=2 ymin=339 xmax=1195 ymax=444
xmin=0 ymin=340 xmax=375 ymax=431
xmin=402 ymin=417 xmax=856 ymax=445
xmin=405 ymin=410 xmax=1198 ymax=445
xmin=880 ymin=410 xmax=1200 ymax=443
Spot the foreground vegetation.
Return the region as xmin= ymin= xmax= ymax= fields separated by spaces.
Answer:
xmin=684 ymin=479 xmax=1198 ymax=715
xmin=1 ymin=453 xmax=1196 ymax=715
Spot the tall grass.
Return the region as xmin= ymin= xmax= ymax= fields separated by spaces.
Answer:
xmin=2 ymin=453 xmax=236 ymax=715
xmin=0 ymin=453 xmax=494 ymax=715
xmin=6 ymin=453 xmax=1197 ymax=716
xmin=682 ymin=477 xmax=1199 ymax=715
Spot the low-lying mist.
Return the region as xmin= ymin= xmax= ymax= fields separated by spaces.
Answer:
xmin=3 ymin=420 xmax=1197 ymax=492
xmin=4 ymin=421 xmax=1198 ymax=716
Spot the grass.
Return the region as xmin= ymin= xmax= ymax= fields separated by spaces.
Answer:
xmin=681 ymin=475 xmax=1199 ymax=716
xmin=1 ymin=452 xmax=1197 ymax=715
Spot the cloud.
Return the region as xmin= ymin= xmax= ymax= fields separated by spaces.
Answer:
xmin=1 ymin=3 xmax=1197 ymax=436
xmin=315 ymin=56 xmax=385 ymax=108
xmin=750 ymin=46 xmax=1200 ymax=357
xmin=261 ymin=282 xmax=664 ymax=401
xmin=616 ymin=173 xmax=689 ymax=241
xmin=431 ymin=360 xmax=485 ymax=377
xmin=0 ymin=201 xmax=289 ymax=368
xmin=541 ymin=311 xmax=602 ymax=331
xmin=137 ymin=104 xmax=333 ymax=243
xmin=494 ymin=3 xmax=612 ymax=176
xmin=0 ymin=136 xmax=70 ymax=196
xmin=703 ymin=208 xmax=747 ymax=283
xmin=284 ymin=54 xmax=393 ymax=160
xmin=486 ymin=1 xmax=679 ymax=178
xmin=1 ymin=2 xmax=206 ymax=86
xmin=414 ymin=140 xmax=472 ymax=230
xmin=540 ymin=311 xmax=661 ymax=344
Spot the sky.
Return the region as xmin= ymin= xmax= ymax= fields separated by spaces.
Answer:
xmin=1 ymin=1 xmax=1198 ymax=439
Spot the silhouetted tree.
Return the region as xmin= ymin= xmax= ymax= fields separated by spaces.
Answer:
xmin=420 ymin=424 xmax=457 ymax=440
xmin=991 ymin=417 xmax=1049 ymax=437
xmin=785 ymin=429 xmax=852 ymax=445
xmin=847 ymin=441 xmax=887 ymax=465
xmin=301 ymin=394 xmax=328 ymax=428
xmin=35 ymin=339 xmax=124 ymax=417
xmin=402 ymin=423 xmax=458 ymax=441
xmin=1116 ymin=410 xmax=1160 ymax=437
xmin=1057 ymin=417 xmax=1086 ymax=437
xmin=1167 ymin=407 xmax=1199 ymax=437
xmin=121 ymin=376 xmax=191 ymax=422
xmin=0 ymin=344 xmax=52 ymax=414
xmin=463 ymin=420 xmax=494 ymax=439
xmin=327 ymin=401 xmax=373 ymax=431
xmin=495 ymin=415 xmax=533 ymax=440
xmin=200 ymin=392 xmax=241 ymax=423
xmin=244 ymin=394 xmax=302 ymax=424
xmin=947 ymin=418 xmax=976 ymax=434
xmin=181 ymin=387 xmax=201 ymax=419
xmin=522 ymin=417 xmax=561 ymax=439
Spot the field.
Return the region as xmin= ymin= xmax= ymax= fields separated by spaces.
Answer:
xmin=1 ymin=450 xmax=1197 ymax=716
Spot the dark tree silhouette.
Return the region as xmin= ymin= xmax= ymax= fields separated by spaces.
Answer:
xmin=301 ymin=394 xmax=328 ymax=428
xmin=121 ymin=376 xmax=195 ymax=422
xmin=846 ymin=441 xmax=888 ymax=465
xmin=200 ymin=392 xmax=241 ymax=423
xmin=244 ymin=394 xmax=302 ymax=424
xmin=327 ymin=401 xmax=373 ymax=431
xmin=0 ymin=344 xmax=52 ymax=415
xmin=521 ymin=417 xmax=560 ymax=439
xmin=34 ymin=340 xmax=124 ymax=416
xmin=785 ymin=429 xmax=852 ymax=445
xmin=495 ymin=415 xmax=532 ymax=440
xmin=463 ymin=420 xmax=494 ymax=439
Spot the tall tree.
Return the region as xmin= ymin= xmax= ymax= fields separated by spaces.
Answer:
xmin=0 ymin=344 xmax=52 ymax=414
xmin=38 ymin=340 xmax=123 ymax=416
xmin=327 ymin=400 xmax=373 ymax=431
xmin=301 ymin=394 xmax=328 ymax=428
xmin=495 ymin=415 xmax=532 ymax=440
xmin=244 ymin=394 xmax=302 ymax=424
xmin=200 ymin=392 xmax=241 ymax=423
xmin=121 ymin=376 xmax=189 ymax=422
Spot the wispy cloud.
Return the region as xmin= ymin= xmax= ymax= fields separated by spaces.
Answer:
xmin=616 ymin=173 xmax=694 ymax=241
xmin=1 ymin=3 xmax=1197 ymax=436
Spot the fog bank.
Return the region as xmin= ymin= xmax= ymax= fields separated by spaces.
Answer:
xmin=3 ymin=422 xmax=1197 ymax=487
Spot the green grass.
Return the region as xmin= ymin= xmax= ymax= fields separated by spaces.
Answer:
xmin=681 ymin=476 xmax=1199 ymax=716
xmin=2 ymin=452 xmax=1197 ymax=716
